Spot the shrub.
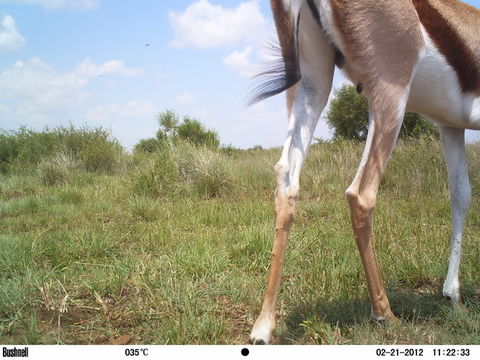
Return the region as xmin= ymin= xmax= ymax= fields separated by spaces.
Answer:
xmin=220 ymin=144 xmax=243 ymax=157
xmin=174 ymin=142 xmax=233 ymax=198
xmin=134 ymin=110 xmax=220 ymax=151
xmin=79 ymin=136 xmax=122 ymax=173
xmin=176 ymin=117 xmax=220 ymax=149
xmin=134 ymin=138 xmax=162 ymax=153
xmin=132 ymin=144 xmax=178 ymax=197
xmin=131 ymin=142 xmax=232 ymax=198
xmin=37 ymin=151 xmax=79 ymax=186
xmin=326 ymin=85 xmax=439 ymax=141
xmin=0 ymin=126 xmax=124 ymax=174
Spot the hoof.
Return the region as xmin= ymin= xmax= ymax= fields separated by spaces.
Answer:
xmin=371 ymin=311 xmax=399 ymax=325
xmin=443 ymin=280 xmax=461 ymax=303
xmin=249 ymin=318 xmax=273 ymax=345
xmin=387 ymin=314 xmax=400 ymax=324
xmin=443 ymin=292 xmax=461 ymax=303
xmin=248 ymin=338 xmax=266 ymax=345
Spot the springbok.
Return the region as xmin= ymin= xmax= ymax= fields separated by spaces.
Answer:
xmin=248 ymin=0 xmax=480 ymax=345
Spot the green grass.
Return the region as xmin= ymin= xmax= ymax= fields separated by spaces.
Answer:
xmin=1 ymin=138 xmax=480 ymax=344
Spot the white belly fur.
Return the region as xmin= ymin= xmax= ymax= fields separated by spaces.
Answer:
xmin=408 ymin=27 xmax=480 ymax=129
xmin=314 ymin=3 xmax=480 ymax=129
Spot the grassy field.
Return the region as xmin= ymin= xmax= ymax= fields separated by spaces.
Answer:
xmin=1 ymin=137 xmax=480 ymax=344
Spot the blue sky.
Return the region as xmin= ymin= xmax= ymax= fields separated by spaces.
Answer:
xmin=0 ymin=0 xmax=479 ymax=150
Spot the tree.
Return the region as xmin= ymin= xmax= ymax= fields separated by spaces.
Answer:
xmin=176 ymin=117 xmax=220 ymax=148
xmin=401 ymin=112 xmax=438 ymax=139
xmin=134 ymin=110 xmax=220 ymax=152
xmin=326 ymin=85 xmax=438 ymax=141
xmin=326 ymin=85 xmax=369 ymax=141
xmin=158 ymin=110 xmax=179 ymax=138
xmin=134 ymin=137 xmax=161 ymax=153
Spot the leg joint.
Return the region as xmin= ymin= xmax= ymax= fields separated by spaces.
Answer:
xmin=274 ymin=161 xmax=288 ymax=181
xmin=345 ymin=188 xmax=376 ymax=217
xmin=274 ymin=161 xmax=300 ymax=199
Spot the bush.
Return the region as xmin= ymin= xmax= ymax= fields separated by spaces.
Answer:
xmin=175 ymin=142 xmax=232 ymax=198
xmin=326 ymin=85 xmax=439 ymax=141
xmin=326 ymin=86 xmax=369 ymax=141
xmin=134 ymin=138 xmax=162 ymax=153
xmin=220 ymin=144 xmax=243 ymax=157
xmin=132 ymin=144 xmax=178 ymax=197
xmin=80 ymin=136 xmax=122 ymax=173
xmin=132 ymin=142 xmax=232 ymax=199
xmin=37 ymin=151 xmax=79 ymax=186
xmin=176 ymin=117 xmax=220 ymax=148
xmin=134 ymin=110 xmax=220 ymax=151
xmin=0 ymin=126 xmax=124 ymax=174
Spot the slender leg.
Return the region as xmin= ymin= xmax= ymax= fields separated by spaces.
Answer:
xmin=345 ymin=90 xmax=409 ymax=321
xmin=249 ymin=3 xmax=335 ymax=344
xmin=440 ymin=127 xmax=471 ymax=302
xmin=249 ymin=56 xmax=335 ymax=347
xmin=249 ymin=78 xmax=332 ymax=344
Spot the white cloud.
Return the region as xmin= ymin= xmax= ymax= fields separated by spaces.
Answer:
xmin=168 ymin=1 xmax=279 ymax=81
xmin=0 ymin=0 xmax=99 ymax=10
xmin=0 ymin=57 xmax=143 ymax=123
xmin=0 ymin=58 xmax=88 ymax=115
xmin=214 ymin=99 xmax=288 ymax=149
xmin=87 ymin=101 xmax=157 ymax=123
xmin=223 ymin=46 xmax=256 ymax=78
xmin=169 ymin=0 xmax=268 ymax=48
xmin=0 ymin=14 xmax=26 ymax=52
xmin=174 ymin=92 xmax=196 ymax=105
xmin=75 ymin=58 xmax=143 ymax=77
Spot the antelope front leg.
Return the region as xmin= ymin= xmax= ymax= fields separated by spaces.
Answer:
xmin=440 ymin=127 xmax=471 ymax=302
xmin=346 ymin=91 xmax=408 ymax=322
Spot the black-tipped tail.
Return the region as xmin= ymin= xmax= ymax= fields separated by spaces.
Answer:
xmin=248 ymin=1 xmax=301 ymax=105
xmin=248 ymin=43 xmax=301 ymax=105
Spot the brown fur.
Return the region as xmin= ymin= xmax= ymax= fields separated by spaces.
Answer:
xmin=251 ymin=0 xmax=480 ymax=344
xmin=270 ymin=0 xmax=298 ymax=70
xmin=327 ymin=0 xmax=425 ymax=320
xmin=330 ymin=0 xmax=423 ymax=93
xmin=413 ymin=0 xmax=480 ymax=95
